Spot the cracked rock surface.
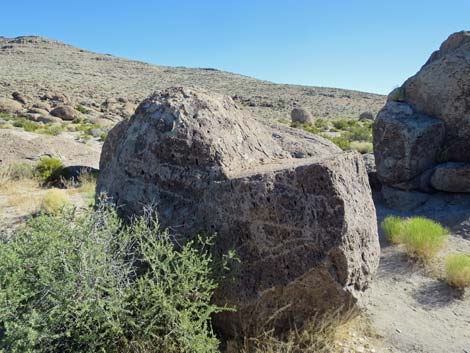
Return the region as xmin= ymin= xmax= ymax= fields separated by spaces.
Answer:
xmin=97 ymin=87 xmax=380 ymax=336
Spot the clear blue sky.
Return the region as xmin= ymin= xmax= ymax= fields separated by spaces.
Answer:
xmin=2 ymin=0 xmax=469 ymax=94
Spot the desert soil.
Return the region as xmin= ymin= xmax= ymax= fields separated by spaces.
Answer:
xmin=360 ymin=193 xmax=470 ymax=353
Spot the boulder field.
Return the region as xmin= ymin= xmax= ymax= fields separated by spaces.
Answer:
xmin=374 ymin=31 xmax=470 ymax=209
xmin=96 ymin=87 xmax=380 ymax=336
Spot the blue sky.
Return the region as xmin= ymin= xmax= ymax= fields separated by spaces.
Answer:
xmin=2 ymin=0 xmax=469 ymax=94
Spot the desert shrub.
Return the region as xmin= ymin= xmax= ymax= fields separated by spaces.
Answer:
xmin=445 ymin=254 xmax=470 ymax=289
xmin=3 ymin=162 xmax=34 ymax=180
xmin=39 ymin=124 xmax=63 ymax=136
xmin=40 ymin=189 xmax=71 ymax=214
xmin=12 ymin=117 xmax=42 ymax=132
xmin=314 ymin=118 xmax=329 ymax=131
xmin=321 ymin=135 xmax=351 ymax=150
xmin=381 ymin=216 xmax=405 ymax=244
xmin=350 ymin=141 xmax=373 ymax=154
xmin=291 ymin=122 xmax=320 ymax=135
xmin=0 ymin=204 xmax=227 ymax=353
xmin=332 ymin=119 xmax=358 ymax=131
xmin=75 ymin=104 xmax=90 ymax=114
xmin=344 ymin=126 xmax=372 ymax=142
xmin=34 ymin=157 xmax=64 ymax=183
xmin=100 ymin=131 xmax=108 ymax=141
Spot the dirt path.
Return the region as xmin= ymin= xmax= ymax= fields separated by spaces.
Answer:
xmin=360 ymin=194 xmax=470 ymax=353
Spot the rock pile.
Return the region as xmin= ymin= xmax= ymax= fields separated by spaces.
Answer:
xmin=374 ymin=31 xmax=470 ymax=209
xmin=97 ymin=87 xmax=380 ymax=336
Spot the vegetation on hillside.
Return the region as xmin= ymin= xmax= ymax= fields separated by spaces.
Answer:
xmin=287 ymin=118 xmax=373 ymax=153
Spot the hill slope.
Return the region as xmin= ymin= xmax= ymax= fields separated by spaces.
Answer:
xmin=0 ymin=35 xmax=385 ymax=121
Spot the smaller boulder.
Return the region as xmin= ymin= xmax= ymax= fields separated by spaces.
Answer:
xmin=50 ymin=105 xmax=79 ymax=121
xmin=291 ymin=107 xmax=314 ymax=124
xmin=0 ymin=97 xmax=23 ymax=114
xmin=12 ymin=92 xmax=32 ymax=105
xmin=359 ymin=111 xmax=374 ymax=121
xmin=431 ymin=163 xmax=470 ymax=193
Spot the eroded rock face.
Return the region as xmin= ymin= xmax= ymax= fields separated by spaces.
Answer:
xmin=374 ymin=31 xmax=470 ymax=208
xmin=97 ymin=87 xmax=380 ymax=336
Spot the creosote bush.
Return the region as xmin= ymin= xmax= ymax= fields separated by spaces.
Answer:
xmin=34 ymin=156 xmax=64 ymax=183
xmin=0 ymin=203 xmax=228 ymax=353
xmin=381 ymin=216 xmax=448 ymax=261
xmin=445 ymin=254 xmax=470 ymax=289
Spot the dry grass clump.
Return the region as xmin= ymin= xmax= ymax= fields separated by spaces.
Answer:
xmin=381 ymin=216 xmax=448 ymax=261
xmin=40 ymin=189 xmax=71 ymax=214
xmin=230 ymin=308 xmax=370 ymax=353
xmin=350 ymin=141 xmax=373 ymax=154
xmin=445 ymin=254 xmax=470 ymax=289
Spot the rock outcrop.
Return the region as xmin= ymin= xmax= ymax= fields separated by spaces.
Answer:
xmin=374 ymin=31 xmax=470 ymax=208
xmin=97 ymin=87 xmax=380 ymax=336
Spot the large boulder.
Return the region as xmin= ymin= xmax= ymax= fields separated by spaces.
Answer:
xmin=403 ymin=31 xmax=470 ymax=162
xmin=374 ymin=31 xmax=470 ymax=207
xmin=97 ymin=87 xmax=380 ymax=336
xmin=373 ymin=102 xmax=445 ymax=185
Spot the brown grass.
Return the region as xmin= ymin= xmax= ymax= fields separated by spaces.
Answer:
xmin=229 ymin=308 xmax=380 ymax=353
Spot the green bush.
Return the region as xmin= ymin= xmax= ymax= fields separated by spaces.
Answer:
xmin=320 ymin=135 xmax=351 ymax=150
xmin=0 ymin=204 xmax=227 ymax=353
xmin=381 ymin=216 xmax=405 ymax=244
xmin=344 ymin=126 xmax=372 ymax=142
xmin=403 ymin=217 xmax=448 ymax=261
xmin=34 ymin=157 xmax=64 ymax=183
xmin=332 ymin=119 xmax=357 ymax=131
xmin=383 ymin=216 xmax=448 ymax=261
xmin=445 ymin=254 xmax=470 ymax=289
xmin=39 ymin=125 xmax=63 ymax=136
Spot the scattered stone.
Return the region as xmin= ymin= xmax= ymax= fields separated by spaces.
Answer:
xmin=291 ymin=107 xmax=314 ymax=124
xmin=12 ymin=91 xmax=32 ymax=105
xmin=97 ymin=87 xmax=380 ymax=337
xmin=50 ymin=104 xmax=79 ymax=121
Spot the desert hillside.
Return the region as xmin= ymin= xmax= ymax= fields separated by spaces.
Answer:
xmin=0 ymin=35 xmax=385 ymax=121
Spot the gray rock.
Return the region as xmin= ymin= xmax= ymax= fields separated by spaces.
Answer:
xmin=382 ymin=186 xmax=430 ymax=211
xmin=359 ymin=111 xmax=374 ymax=121
xmin=403 ymin=31 xmax=470 ymax=162
xmin=0 ymin=97 xmax=23 ymax=114
xmin=12 ymin=91 xmax=32 ymax=105
xmin=291 ymin=107 xmax=314 ymax=124
xmin=50 ymin=104 xmax=79 ymax=121
xmin=362 ymin=153 xmax=381 ymax=191
xmin=431 ymin=162 xmax=470 ymax=193
xmin=97 ymin=87 xmax=380 ymax=336
xmin=373 ymin=102 xmax=445 ymax=185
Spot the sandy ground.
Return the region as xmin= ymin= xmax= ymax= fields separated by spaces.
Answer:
xmin=360 ymin=193 xmax=470 ymax=353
